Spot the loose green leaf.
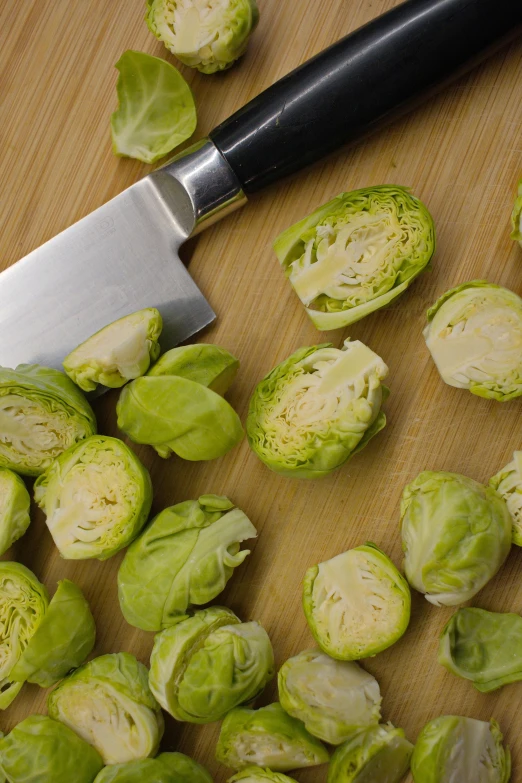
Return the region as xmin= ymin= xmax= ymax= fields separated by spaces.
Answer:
xmin=511 ymin=179 xmax=522 ymax=245
xmin=327 ymin=724 xmax=413 ymax=783
xmin=148 ymin=344 xmax=239 ymax=395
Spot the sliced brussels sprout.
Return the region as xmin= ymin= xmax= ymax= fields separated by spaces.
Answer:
xmin=401 ymin=471 xmax=511 ymax=606
xmin=0 ymin=468 xmax=30 ymax=556
xmin=216 ymin=702 xmax=329 ymax=771
xmin=63 ymin=309 xmax=163 ymax=392
xmin=275 ymin=186 xmax=435 ymax=330
xmin=327 ymin=724 xmax=413 ymax=783
xmin=47 ymin=652 xmax=164 ymax=765
xmin=149 ymin=606 xmax=274 ymax=723
xmin=147 ymin=0 xmax=259 ymax=74
xmin=424 ymin=280 xmax=522 ymax=401
xmin=34 ymin=435 xmax=152 ymax=560
xmin=278 ymin=649 xmax=381 ymax=745
xmin=490 ymin=451 xmax=522 ymax=545
xmin=303 ymin=544 xmax=410 ymax=660
xmin=228 ymin=769 xmax=298 ymax=783
xmin=511 ymin=179 xmax=522 ymax=246
xmin=411 ymin=716 xmax=511 ymax=783
xmin=0 ymin=364 xmax=96 ymax=476
xmin=118 ymin=495 xmax=256 ymax=631
xmin=0 ymin=715 xmax=103 ymax=783
xmin=149 ymin=344 xmax=239 ymax=395
xmin=0 ymin=562 xmax=49 ymax=709
xmin=93 ymin=752 xmax=213 ymax=783
xmin=247 ymin=341 xmax=389 ymax=478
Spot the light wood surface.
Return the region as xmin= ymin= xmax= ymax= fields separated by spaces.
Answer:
xmin=1 ymin=1 xmax=522 ymax=780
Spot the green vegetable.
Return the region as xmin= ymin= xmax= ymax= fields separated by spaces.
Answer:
xmin=63 ymin=309 xmax=163 ymax=392
xmin=423 ymin=280 xmax=522 ymax=401
xmin=490 ymin=451 xmax=522 ymax=545
xmin=111 ymin=50 xmax=196 ymax=164
xmin=0 ymin=468 xmax=30 ymax=555
xmin=327 ymin=724 xmax=413 ymax=783
xmin=275 ymin=186 xmax=435 ymax=330
xmin=247 ymin=341 xmax=389 ymax=478
xmin=228 ymin=769 xmax=298 ymax=783
xmin=0 ymin=364 xmax=96 ymax=476
xmin=216 ymin=702 xmax=329 ymax=771
xmin=148 ymin=343 xmax=239 ymax=395
xmin=411 ymin=716 xmax=510 ymax=783
xmin=146 ymin=0 xmax=259 ymax=74
xmin=0 ymin=715 xmax=103 ymax=783
xmin=34 ymin=435 xmax=152 ymax=560
xmin=92 ymin=752 xmax=213 ymax=783
xmin=149 ymin=606 xmax=274 ymax=723
xmin=511 ymin=179 xmax=522 ymax=246
xmin=303 ymin=544 xmax=410 ymax=660
xmin=118 ymin=495 xmax=256 ymax=631
xmin=401 ymin=471 xmax=511 ymax=606
xmin=47 ymin=652 xmax=164 ymax=765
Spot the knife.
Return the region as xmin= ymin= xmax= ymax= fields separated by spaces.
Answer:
xmin=0 ymin=0 xmax=520 ymax=371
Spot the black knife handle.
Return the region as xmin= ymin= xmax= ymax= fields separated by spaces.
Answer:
xmin=210 ymin=0 xmax=522 ymax=194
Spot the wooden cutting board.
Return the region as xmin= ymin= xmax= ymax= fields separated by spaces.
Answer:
xmin=1 ymin=1 xmax=522 ymax=780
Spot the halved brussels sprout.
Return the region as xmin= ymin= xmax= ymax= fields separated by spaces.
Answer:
xmin=303 ymin=544 xmax=410 ymax=660
xmin=247 ymin=341 xmax=389 ymax=478
xmin=327 ymin=724 xmax=413 ymax=783
xmin=216 ymin=702 xmax=329 ymax=771
xmin=47 ymin=652 xmax=164 ymax=765
xmin=411 ymin=716 xmax=510 ymax=783
xmin=93 ymin=752 xmax=213 ymax=783
xmin=275 ymin=186 xmax=435 ymax=330
xmin=149 ymin=344 xmax=239 ymax=395
xmin=0 ymin=715 xmax=103 ymax=783
xmin=118 ymin=495 xmax=256 ymax=631
xmin=511 ymin=179 xmax=522 ymax=246
xmin=149 ymin=606 xmax=274 ymax=723
xmin=147 ymin=0 xmax=259 ymax=74
xmin=424 ymin=281 xmax=522 ymax=401
xmin=490 ymin=451 xmax=522 ymax=545
xmin=229 ymin=769 xmax=298 ymax=783
xmin=34 ymin=435 xmax=152 ymax=560
xmin=278 ymin=649 xmax=381 ymax=745
xmin=401 ymin=471 xmax=512 ymax=606
xmin=63 ymin=309 xmax=163 ymax=392
xmin=0 ymin=468 xmax=30 ymax=556
xmin=0 ymin=364 xmax=96 ymax=476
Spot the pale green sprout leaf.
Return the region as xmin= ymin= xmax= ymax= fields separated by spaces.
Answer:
xmin=0 ymin=469 xmax=30 ymax=556
xmin=511 ymin=179 xmax=522 ymax=246
xmin=148 ymin=344 xmax=239 ymax=395
xmin=490 ymin=451 xmax=522 ymax=545
xmin=327 ymin=724 xmax=413 ymax=783
xmin=92 ymin=752 xmax=213 ymax=783
xmin=228 ymin=768 xmax=298 ymax=783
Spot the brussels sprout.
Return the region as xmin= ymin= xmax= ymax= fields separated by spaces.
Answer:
xmin=0 ymin=364 xmax=96 ymax=476
xmin=0 ymin=562 xmax=49 ymax=709
xmin=63 ymin=309 xmax=163 ymax=392
xmin=511 ymin=179 xmax=522 ymax=246
xmin=228 ymin=769 xmax=298 ymax=783
xmin=423 ymin=281 xmax=522 ymax=401
xmin=247 ymin=341 xmax=389 ymax=479
xmin=0 ymin=468 xmax=30 ymax=555
xmin=118 ymin=495 xmax=256 ymax=631
xmin=401 ymin=471 xmax=511 ymax=606
xmin=303 ymin=544 xmax=410 ymax=660
xmin=216 ymin=702 xmax=329 ymax=771
xmin=490 ymin=452 xmax=522 ymax=545
xmin=47 ymin=652 xmax=164 ymax=765
xmin=411 ymin=716 xmax=510 ymax=783
xmin=149 ymin=344 xmax=239 ymax=395
xmin=93 ymin=752 xmax=213 ymax=783
xmin=147 ymin=0 xmax=259 ymax=74
xmin=275 ymin=186 xmax=435 ymax=331
xmin=278 ymin=649 xmax=381 ymax=745
xmin=149 ymin=606 xmax=274 ymax=723
xmin=327 ymin=724 xmax=413 ymax=783
xmin=34 ymin=435 xmax=152 ymax=560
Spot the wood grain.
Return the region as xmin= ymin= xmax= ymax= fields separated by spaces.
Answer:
xmin=1 ymin=1 xmax=522 ymax=780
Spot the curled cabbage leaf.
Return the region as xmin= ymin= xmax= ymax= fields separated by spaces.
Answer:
xmin=490 ymin=451 xmax=522 ymax=545
xmin=327 ymin=724 xmax=413 ymax=783
xmin=93 ymin=752 xmax=213 ymax=783
xmin=511 ymin=179 xmax=522 ymax=246
xmin=0 ymin=468 xmax=30 ymax=555
xmin=148 ymin=343 xmax=239 ymax=395
xmin=228 ymin=769 xmax=298 ymax=783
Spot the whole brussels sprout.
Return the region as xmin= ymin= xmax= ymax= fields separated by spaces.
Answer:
xmin=0 ymin=364 xmax=96 ymax=476
xmin=411 ymin=716 xmax=510 ymax=783
xmin=401 ymin=471 xmax=512 ymax=606
xmin=149 ymin=606 xmax=274 ymax=723
xmin=278 ymin=649 xmax=381 ymax=745
xmin=511 ymin=179 xmax=522 ymax=246
xmin=0 ymin=468 xmax=30 ymax=555
xmin=63 ymin=308 xmax=162 ymax=392
xmin=327 ymin=724 xmax=413 ymax=783
xmin=93 ymin=752 xmax=213 ymax=783
xmin=247 ymin=340 xmax=389 ymax=478
xmin=216 ymin=702 xmax=329 ymax=771
xmin=47 ymin=652 xmax=164 ymax=765
xmin=0 ymin=715 xmax=103 ymax=783
xmin=228 ymin=769 xmax=298 ymax=783
xmin=303 ymin=543 xmax=410 ymax=660
xmin=275 ymin=185 xmax=435 ymax=330
xmin=490 ymin=451 xmax=522 ymax=545
xmin=146 ymin=0 xmax=259 ymax=74
xmin=118 ymin=495 xmax=256 ymax=631
xmin=34 ymin=435 xmax=153 ymax=560
xmin=424 ymin=281 xmax=522 ymax=401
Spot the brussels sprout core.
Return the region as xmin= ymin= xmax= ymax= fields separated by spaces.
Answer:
xmin=490 ymin=451 xmax=522 ymax=545
xmin=0 ymin=469 xmax=30 ymax=556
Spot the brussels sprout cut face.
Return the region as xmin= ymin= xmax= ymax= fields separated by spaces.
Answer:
xmin=490 ymin=452 xmax=522 ymax=545
xmin=229 ymin=768 xmax=299 ymax=783
xmin=0 ymin=469 xmax=30 ymax=557
xmin=327 ymin=724 xmax=413 ymax=783
xmin=511 ymin=180 xmax=522 ymax=246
